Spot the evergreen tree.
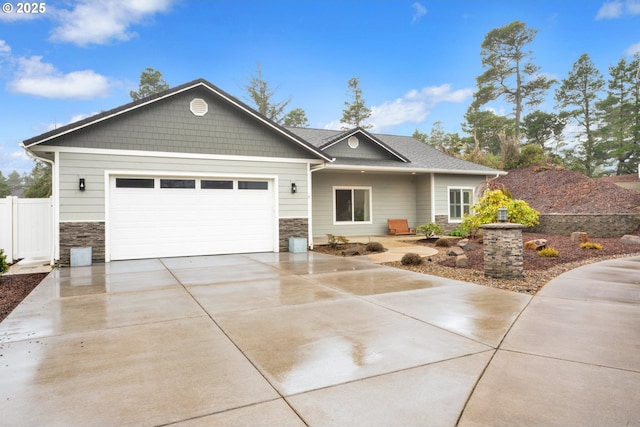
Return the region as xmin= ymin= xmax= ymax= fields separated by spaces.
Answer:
xmin=244 ymin=64 xmax=291 ymax=124
xmin=7 ymin=170 xmax=22 ymax=195
xmin=0 ymin=171 xmax=10 ymax=197
xmin=130 ymin=68 xmax=170 ymax=101
xmin=555 ymin=53 xmax=607 ymax=177
xmin=23 ymin=161 xmax=52 ymax=198
xmin=597 ymin=55 xmax=640 ymax=175
xmin=341 ymin=77 xmax=372 ymax=129
xmin=283 ymin=108 xmax=309 ymax=127
xmin=474 ymin=21 xmax=554 ymax=141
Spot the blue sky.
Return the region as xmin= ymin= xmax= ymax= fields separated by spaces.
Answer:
xmin=1 ymin=0 xmax=639 ymax=175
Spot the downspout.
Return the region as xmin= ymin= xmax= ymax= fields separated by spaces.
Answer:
xmin=20 ymin=143 xmax=56 ymax=267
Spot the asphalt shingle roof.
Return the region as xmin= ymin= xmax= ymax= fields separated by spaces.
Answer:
xmin=286 ymin=127 xmax=503 ymax=174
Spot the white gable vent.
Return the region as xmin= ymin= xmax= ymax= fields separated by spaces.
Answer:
xmin=347 ymin=136 xmax=359 ymax=148
xmin=190 ymin=98 xmax=208 ymax=116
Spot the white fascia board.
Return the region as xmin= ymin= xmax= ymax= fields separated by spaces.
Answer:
xmin=323 ymin=164 xmax=506 ymax=175
xmin=33 ymin=145 xmax=327 ymax=165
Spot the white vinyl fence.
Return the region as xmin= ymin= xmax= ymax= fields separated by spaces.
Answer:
xmin=0 ymin=196 xmax=53 ymax=262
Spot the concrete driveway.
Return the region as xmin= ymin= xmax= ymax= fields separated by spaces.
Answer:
xmin=1 ymin=252 xmax=639 ymax=426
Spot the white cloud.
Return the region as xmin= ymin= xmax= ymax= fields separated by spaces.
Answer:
xmin=626 ymin=0 xmax=640 ymax=14
xmin=596 ymin=0 xmax=640 ymax=18
xmin=50 ymin=0 xmax=175 ymax=46
xmin=8 ymin=56 xmax=112 ymax=99
xmin=596 ymin=1 xmax=623 ymax=18
xmin=0 ymin=40 xmax=11 ymax=54
xmin=412 ymin=2 xmax=427 ymax=23
xmin=338 ymin=84 xmax=473 ymax=132
xmin=626 ymin=41 xmax=640 ymax=55
xmin=44 ymin=113 xmax=96 ymax=132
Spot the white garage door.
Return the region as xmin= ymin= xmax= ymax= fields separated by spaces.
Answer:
xmin=108 ymin=176 xmax=276 ymax=260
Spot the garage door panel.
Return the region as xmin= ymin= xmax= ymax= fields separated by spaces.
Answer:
xmin=109 ymin=177 xmax=276 ymax=260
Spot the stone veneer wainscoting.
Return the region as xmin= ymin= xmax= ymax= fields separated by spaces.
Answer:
xmin=59 ymin=222 xmax=105 ymax=266
xmin=279 ymin=218 xmax=309 ymax=252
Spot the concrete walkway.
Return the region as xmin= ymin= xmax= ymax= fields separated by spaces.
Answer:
xmin=0 ymin=252 xmax=638 ymax=426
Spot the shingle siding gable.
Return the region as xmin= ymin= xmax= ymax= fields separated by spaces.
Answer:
xmin=40 ymin=88 xmax=315 ymax=159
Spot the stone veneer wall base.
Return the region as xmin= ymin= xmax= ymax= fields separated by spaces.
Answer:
xmin=59 ymin=222 xmax=105 ymax=266
xmin=279 ymin=218 xmax=309 ymax=252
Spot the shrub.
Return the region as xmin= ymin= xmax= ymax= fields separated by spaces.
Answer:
xmin=462 ymin=189 xmax=539 ymax=236
xmin=434 ymin=238 xmax=452 ymax=247
xmin=448 ymin=223 xmax=469 ymax=237
xmin=401 ymin=252 xmax=423 ymax=266
xmin=327 ymin=234 xmax=349 ymax=249
xmin=0 ymin=249 xmax=8 ymax=274
xmin=580 ymin=242 xmax=603 ymax=250
xmin=416 ymin=222 xmax=443 ymax=238
xmin=538 ymin=247 xmax=559 ymax=257
xmin=365 ymin=241 xmax=385 ymax=252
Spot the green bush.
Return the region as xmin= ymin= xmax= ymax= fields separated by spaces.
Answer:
xmin=327 ymin=234 xmax=349 ymax=249
xmin=448 ymin=223 xmax=469 ymax=237
xmin=365 ymin=241 xmax=385 ymax=252
xmin=538 ymin=247 xmax=559 ymax=257
xmin=462 ymin=189 xmax=539 ymax=236
xmin=0 ymin=249 xmax=8 ymax=274
xmin=416 ymin=222 xmax=443 ymax=238
xmin=401 ymin=252 xmax=423 ymax=265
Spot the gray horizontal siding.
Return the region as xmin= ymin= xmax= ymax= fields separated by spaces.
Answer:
xmin=433 ymin=174 xmax=491 ymax=217
xmin=312 ymin=170 xmax=419 ymax=239
xmin=57 ymin=152 xmax=309 ymax=221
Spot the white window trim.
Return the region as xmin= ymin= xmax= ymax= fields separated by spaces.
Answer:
xmin=447 ymin=186 xmax=474 ymax=223
xmin=332 ymin=186 xmax=373 ymax=225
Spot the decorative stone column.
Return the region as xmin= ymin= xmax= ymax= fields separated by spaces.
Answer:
xmin=480 ymin=223 xmax=526 ymax=279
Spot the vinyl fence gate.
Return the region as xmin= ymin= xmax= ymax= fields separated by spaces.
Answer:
xmin=0 ymin=196 xmax=53 ymax=263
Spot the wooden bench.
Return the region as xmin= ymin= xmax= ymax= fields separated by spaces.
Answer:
xmin=387 ymin=219 xmax=416 ymax=235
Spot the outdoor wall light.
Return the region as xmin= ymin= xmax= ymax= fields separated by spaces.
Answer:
xmin=291 ymin=182 xmax=297 ymax=194
xmin=79 ymin=178 xmax=86 ymax=192
xmin=498 ymin=206 xmax=508 ymax=222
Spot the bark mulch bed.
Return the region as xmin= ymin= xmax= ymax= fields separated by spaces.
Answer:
xmin=0 ymin=272 xmax=48 ymax=323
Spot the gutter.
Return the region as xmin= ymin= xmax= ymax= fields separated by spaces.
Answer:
xmin=20 ymin=142 xmax=56 ymax=267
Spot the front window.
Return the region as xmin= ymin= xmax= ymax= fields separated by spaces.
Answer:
xmin=334 ymin=187 xmax=371 ymax=223
xmin=449 ymin=188 xmax=473 ymax=221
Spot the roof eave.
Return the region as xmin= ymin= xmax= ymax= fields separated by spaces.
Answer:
xmin=322 ymin=163 xmax=506 ymax=175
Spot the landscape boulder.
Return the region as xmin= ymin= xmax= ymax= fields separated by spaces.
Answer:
xmin=524 ymin=239 xmax=548 ymax=251
xmin=455 ymin=254 xmax=468 ymax=267
xmin=447 ymin=247 xmax=465 ymax=256
xmin=570 ymin=232 xmax=589 ymax=243
xmin=620 ymin=235 xmax=640 ymax=245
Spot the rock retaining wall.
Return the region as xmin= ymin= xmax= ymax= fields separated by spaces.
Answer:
xmin=530 ymin=213 xmax=640 ymax=237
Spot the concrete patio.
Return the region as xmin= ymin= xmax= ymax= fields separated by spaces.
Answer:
xmin=1 ymin=251 xmax=639 ymax=426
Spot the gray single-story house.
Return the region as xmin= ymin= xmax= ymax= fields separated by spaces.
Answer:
xmin=21 ymin=78 xmax=504 ymax=264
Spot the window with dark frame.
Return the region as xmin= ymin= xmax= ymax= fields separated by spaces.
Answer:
xmin=335 ymin=188 xmax=371 ymax=222
xmin=160 ymin=179 xmax=196 ymax=189
xmin=201 ymin=180 xmax=234 ymax=190
xmin=238 ymin=181 xmax=268 ymax=190
xmin=115 ymin=178 xmax=155 ymax=188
